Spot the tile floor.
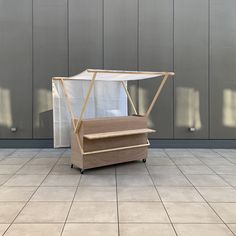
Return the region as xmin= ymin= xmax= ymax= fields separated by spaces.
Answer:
xmin=0 ymin=148 xmax=236 ymax=235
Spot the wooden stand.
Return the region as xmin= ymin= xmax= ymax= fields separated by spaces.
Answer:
xmin=52 ymin=69 xmax=174 ymax=173
xmin=71 ymin=116 xmax=155 ymax=173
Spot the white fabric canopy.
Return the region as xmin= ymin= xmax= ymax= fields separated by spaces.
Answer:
xmin=69 ymin=69 xmax=170 ymax=81
xmin=52 ymin=69 xmax=174 ymax=148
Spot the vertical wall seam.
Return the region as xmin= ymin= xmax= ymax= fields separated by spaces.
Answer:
xmin=208 ymin=0 xmax=211 ymax=139
xmin=137 ymin=0 xmax=139 ymax=112
xmin=67 ymin=0 xmax=69 ymax=76
xmin=102 ymin=0 xmax=105 ymax=69
xmin=32 ymin=0 xmax=34 ymax=139
xmin=173 ymin=0 xmax=175 ymax=139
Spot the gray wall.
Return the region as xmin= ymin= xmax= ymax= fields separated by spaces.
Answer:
xmin=0 ymin=0 xmax=236 ymax=141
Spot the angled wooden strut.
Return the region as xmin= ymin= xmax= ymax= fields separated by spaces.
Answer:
xmin=145 ymin=73 xmax=170 ymax=117
xmin=74 ymin=72 xmax=97 ymax=133
xmin=121 ymin=81 xmax=138 ymax=115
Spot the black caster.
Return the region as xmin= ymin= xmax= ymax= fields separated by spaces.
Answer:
xmin=71 ymin=164 xmax=74 ymax=168
xmin=142 ymin=159 xmax=146 ymax=163
xmin=80 ymin=169 xmax=84 ymax=174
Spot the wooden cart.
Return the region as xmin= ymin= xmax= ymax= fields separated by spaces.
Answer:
xmin=53 ymin=69 xmax=174 ymax=173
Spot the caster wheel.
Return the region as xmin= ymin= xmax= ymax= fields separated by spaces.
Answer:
xmin=142 ymin=159 xmax=146 ymax=163
xmin=71 ymin=164 xmax=74 ymax=168
xmin=80 ymin=169 xmax=84 ymax=174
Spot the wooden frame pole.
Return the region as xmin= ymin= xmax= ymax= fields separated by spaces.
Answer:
xmin=145 ymin=73 xmax=170 ymax=117
xmin=121 ymin=81 xmax=138 ymax=115
xmin=74 ymin=72 xmax=97 ymax=133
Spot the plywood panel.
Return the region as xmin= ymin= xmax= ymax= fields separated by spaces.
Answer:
xmin=0 ymin=0 xmax=32 ymax=138
xmin=33 ymin=0 xmax=68 ymax=138
xmin=69 ymin=0 xmax=103 ymax=75
xmin=210 ymin=0 xmax=236 ymax=139
xmin=174 ymin=0 xmax=209 ymax=139
xmin=139 ymin=0 xmax=173 ymax=138
xmin=104 ymin=0 xmax=138 ymax=70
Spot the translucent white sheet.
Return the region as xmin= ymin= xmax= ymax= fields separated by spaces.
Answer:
xmin=52 ymin=79 xmax=127 ymax=148
xmin=70 ymin=69 xmax=167 ymax=81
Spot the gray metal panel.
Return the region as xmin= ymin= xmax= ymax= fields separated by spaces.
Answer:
xmin=104 ymin=0 xmax=138 ymax=70
xmin=0 ymin=0 xmax=32 ymax=138
xmin=33 ymin=0 xmax=68 ymax=138
xmin=210 ymin=0 xmax=236 ymax=139
xmin=174 ymin=0 xmax=209 ymax=139
xmin=139 ymin=0 xmax=173 ymax=138
xmin=69 ymin=0 xmax=103 ymax=75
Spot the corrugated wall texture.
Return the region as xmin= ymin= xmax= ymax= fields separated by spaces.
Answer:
xmin=0 ymin=0 xmax=236 ymax=140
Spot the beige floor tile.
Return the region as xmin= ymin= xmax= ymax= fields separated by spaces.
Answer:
xmin=211 ymin=166 xmax=236 ymax=175
xmin=31 ymin=187 xmax=76 ymax=201
xmin=0 ymin=202 xmax=25 ymax=223
xmin=186 ymin=174 xmax=229 ymax=187
xmin=51 ymin=165 xmax=80 ymax=175
xmin=85 ymin=166 xmax=115 ymax=175
xmin=0 ymin=157 xmax=32 ymax=165
xmin=116 ymin=162 xmax=148 ymax=175
xmin=15 ymin=202 xmax=70 ymax=223
xmin=210 ymin=203 xmax=236 ymax=223
xmin=0 ymin=187 xmax=36 ymax=201
xmin=75 ymin=187 xmax=116 ymax=201
xmin=56 ymin=157 xmax=70 ymax=165
xmin=4 ymin=224 xmax=63 ymax=236
xmin=62 ymin=223 xmax=118 ymax=236
xmin=228 ymin=224 xmax=236 ymax=234
xmin=152 ymin=174 xmax=191 ymax=186
xmin=120 ymin=224 xmax=176 ymax=236
xmin=158 ymin=187 xmax=204 ymax=202
xmin=165 ymin=202 xmax=221 ymax=223
xmin=42 ymin=175 xmax=80 ymax=186
xmin=16 ymin=165 xmax=52 ymax=175
xmin=221 ymin=175 xmax=236 ymax=186
xmin=4 ymin=175 xmax=46 ymax=187
xmin=146 ymin=157 xmax=175 ymax=166
xmin=197 ymin=187 xmax=236 ymax=202
xmin=0 ymin=165 xmax=22 ymax=175
xmin=174 ymin=224 xmax=234 ymax=236
xmin=0 ymin=175 xmax=11 ymax=185
xmin=9 ymin=152 xmax=38 ymax=158
xmin=0 ymin=224 xmax=9 ymax=235
xmin=147 ymin=166 xmax=181 ymax=175
xmin=199 ymin=157 xmax=233 ymax=166
xmin=225 ymin=157 xmax=236 ymax=164
xmin=67 ymin=202 xmax=117 ymax=223
xmin=80 ymin=175 xmax=116 ymax=186
xmin=117 ymin=175 xmax=153 ymax=187
xmin=171 ymin=157 xmax=203 ymax=165
xmin=117 ymin=187 xmax=160 ymax=201
xmin=27 ymin=157 xmax=58 ymax=166
xmin=119 ymin=202 xmax=169 ymax=223
xmin=178 ymin=165 xmax=214 ymax=174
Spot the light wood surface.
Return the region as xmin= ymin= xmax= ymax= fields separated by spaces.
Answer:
xmin=84 ymin=128 xmax=155 ymax=140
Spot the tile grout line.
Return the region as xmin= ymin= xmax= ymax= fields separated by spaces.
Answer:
xmin=144 ymin=161 xmax=178 ymax=236
xmin=115 ymin=165 xmax=120 ymax=236
xmin=59 ymin=165 xmax=82 ymax=236
xmin=165 ymin=149 xmax=236 ymax=236
xmin=2 ymin=149 xmax=66 ymax=236
xmin=188 ymin=149 xmax=236 ymax=189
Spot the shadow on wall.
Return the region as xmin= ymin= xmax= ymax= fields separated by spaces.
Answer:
xmin=34 ymin=88 xmax=53 ymax=137
xmin=0 ymin=86 xmax=53 ymax=138
xmin=175 ymin=87 xmax=202 ymax=131
xmin=223 ymin=88 xmax=236 ymax=128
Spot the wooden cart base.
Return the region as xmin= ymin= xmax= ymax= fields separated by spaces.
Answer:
xmin=70 ymin=116 xmax=154 ymax=173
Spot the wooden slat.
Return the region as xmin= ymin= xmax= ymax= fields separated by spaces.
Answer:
xmin=83 ymin=128 xmax=155 ymax=140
